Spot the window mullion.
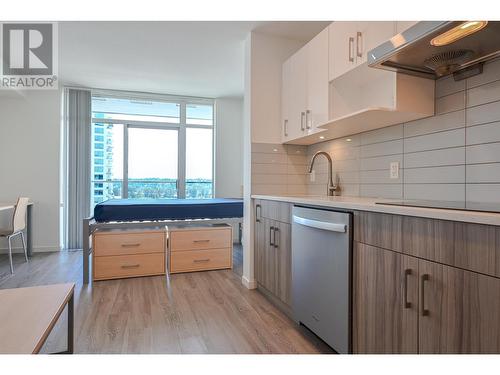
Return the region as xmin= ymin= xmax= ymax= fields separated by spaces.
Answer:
xmin=178 ymin=102 xmax=187 ymax=199
xmin=123 ymin=125 xmax=129 ymax=198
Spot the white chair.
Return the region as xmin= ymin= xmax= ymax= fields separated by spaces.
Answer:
xmin=0 ymin=197 xmax=29 ymax=274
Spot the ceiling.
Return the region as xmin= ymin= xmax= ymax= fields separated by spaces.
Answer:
xmin=58 ymin=21 xmax=330 ymax=98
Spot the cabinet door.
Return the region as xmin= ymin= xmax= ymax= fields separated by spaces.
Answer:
xmin=288 ymin=47 xmax=308 ymax=140
xmin=275 ymin=221 xmax=292 ymax=306
xmin=281 ymin=59 xmax=292 ymax=142
xmin=355 ymin=21 xmax=396 ymax=65
xmin=256 ymin=218 xmax=279 ymax=295
xmin=396 ymin=21 xmax=418 ymax=34
xmin=353 ymin=242 xmax=418 ymax=353
xmin=328 ymin=21 xmax=357 ymax=80
xmin=306 ymin=27 xmax=329 ymax=131
xmin=419 ymin=260 xmax=500 ymax=353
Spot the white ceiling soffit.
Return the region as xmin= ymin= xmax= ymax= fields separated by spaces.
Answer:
xmin=59 ymin=21 xmax=330 ymax=98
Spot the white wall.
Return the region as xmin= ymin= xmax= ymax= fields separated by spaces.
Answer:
xmin=215 ymin=97 xmax=243 ymax=198
xmin=0 ymin=90 xmax=62 ymax=253
xmin=241 ymin=32 xmax=304 ymax=289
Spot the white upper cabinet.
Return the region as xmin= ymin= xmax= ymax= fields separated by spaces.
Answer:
xmin=396 ymin=21 xmax=418 ymax=34
xmin=329 ymin=21 xmax=396 ymax=80
xmin=328 ymin=22 xmax=357 ymax=81
xmin=306 ymin=27 xmax=329 ymax=132
xmin=281 ymin=27 xmax=328 ymax=143
xmin=281 ymin=59 xmax=292 ymax=141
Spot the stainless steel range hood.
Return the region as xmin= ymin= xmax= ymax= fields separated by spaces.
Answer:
xmin=368 ymin=21 xmax=500 ymax=80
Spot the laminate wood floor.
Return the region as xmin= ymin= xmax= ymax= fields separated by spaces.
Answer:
xmin=0 ymin=251 xmax=332 ymax=354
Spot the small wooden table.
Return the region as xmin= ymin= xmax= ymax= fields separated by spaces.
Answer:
xmin=0 ymin=201 xmax=34 ymax=257
xmin=0 ymin=283 xmax=75 ymax=354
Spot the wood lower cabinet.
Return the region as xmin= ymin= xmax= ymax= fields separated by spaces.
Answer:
xmin=254 ymin=200 xmax=292 ymax=308
xmin=353 ymin=242 xmax=418 ymax=353
xmin=354 ymin=239 xmax=500 ymax=354
xmin=419 ymin=259 xmax=500 ymax=353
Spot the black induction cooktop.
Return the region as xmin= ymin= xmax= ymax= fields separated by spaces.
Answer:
xmin=375 ymin=200 xmax=500 ymax=214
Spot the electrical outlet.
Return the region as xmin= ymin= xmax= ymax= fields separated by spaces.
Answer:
xmin=310 ymin=170 xmax=316 ymax=182
xmin=390 ymin=162 xmax=399 ymax=179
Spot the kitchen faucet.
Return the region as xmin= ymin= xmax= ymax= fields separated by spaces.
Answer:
xmin=308 ymin=151 xmax=339 ymax=196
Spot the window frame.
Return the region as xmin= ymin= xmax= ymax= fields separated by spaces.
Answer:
xmin=90 ymin=92 xmax=215 ymax=206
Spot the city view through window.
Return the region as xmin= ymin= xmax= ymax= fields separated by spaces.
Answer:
xmin=91 ymin=96 xmax=214 ymax=208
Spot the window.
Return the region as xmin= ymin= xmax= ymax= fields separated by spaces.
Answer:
xmin=90 ymin=94 xmax=214 ymax=208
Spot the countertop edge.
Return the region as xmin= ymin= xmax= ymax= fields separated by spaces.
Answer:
xmin=251 ymin=195 xmax=500 ymax=227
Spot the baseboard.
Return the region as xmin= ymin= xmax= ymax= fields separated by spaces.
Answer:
xmin=241 ymin=275 xmax=257 ymax=289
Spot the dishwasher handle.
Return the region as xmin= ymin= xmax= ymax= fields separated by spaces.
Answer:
xmin=292 ymin=215 xmax=347 ymax=233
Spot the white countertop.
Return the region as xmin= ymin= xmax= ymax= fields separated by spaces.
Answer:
xmin=251 ymin=195 xmax=500 ymax=227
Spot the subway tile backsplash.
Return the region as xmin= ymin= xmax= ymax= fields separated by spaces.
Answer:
xmin=252 ymin=57 xmax=500 ymax=205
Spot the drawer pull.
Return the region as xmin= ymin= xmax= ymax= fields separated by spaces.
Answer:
xmin=193 ymin=239 xmax=210 ymax=243
xmin=193 ymin=258 xmax=210 ymax=263
xmin=121 ymin=243 xmax=141 ymax=247
xmin=121 ymin=264 xmax=140 ymax=269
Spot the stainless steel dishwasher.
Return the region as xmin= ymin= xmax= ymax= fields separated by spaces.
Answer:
xmin=291 ymin=205 xmax=352 ymax=354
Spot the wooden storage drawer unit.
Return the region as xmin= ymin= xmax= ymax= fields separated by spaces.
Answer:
xmin=93 ymin=228 xmax=166 ymax=281
xmin=170 ymin=248 xmax=231 ymax=273
xmin=94 ymin=253 xmax=165 ymax=281
xmin=168 ymin=224 xmax=233 ymax=274
xmin=170 ymin=228 xmax=231 ymax=252
xmin=94 ymin=231 xmax=165 ymax=256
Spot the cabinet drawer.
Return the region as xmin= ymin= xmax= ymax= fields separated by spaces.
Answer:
xmin=169 ymin=248 xmax=231 ymax=273
xmin=354 ymin=211 xmax=403 ymax=252
xmin=256 ymin=200 xmax=291 ymax=223
xmin=94 ymin=253 xmax=165 ymax=280
xmin=403 ymin=216 xmax=500 ymax=278
xmin=94 ymin=231 xmax=165 ymax=257
xmin=170 ymin=228 xmax=231 ymax=251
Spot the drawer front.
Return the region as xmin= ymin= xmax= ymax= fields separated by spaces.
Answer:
xmin=170 ymin=248 xmax=231 ymax=273
xmin=354 ymin=211 xmax=403 ymax=252
xmin=403 ymin=216 xmax=500 ymax=278
xmin=257 ymin=200 xmax=291 ymax=223
xmin=94 ymin=231 xmax=165 ymax=257
xmin=94 ymin=253 xmax=165 ymax=280
xmin=170 ymin=228 xmax=231 ymax=251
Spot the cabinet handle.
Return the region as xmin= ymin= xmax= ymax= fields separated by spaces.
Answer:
xmin=306 ymin=110 xmax=311 ymax=129
xmin=193 ymin=258 xmax=210 ymax=263
xmin=284 ymin=119 xmax=288 ymax=137
xmin=356 ymin=31 xmax=363 ymax=58
xmin=300 ymin=112 xmax=306 ymax=131
xmin=255 ymin=204 xmax=261 ymax=222
xmin=121 ymin=264 xmax=140 ymax=269
xmin=421 ymin=274 xmax=430 ymax=316
xmin=348 ymin=37 xmax=354 ymax=62
xmin=193 ymin=239 xmax=210 ymax=243
xmin=273 ymin=227 xmax=279 ymax=248
xmin=121 ymin=243 xmax=141 ymax=247
xmin=403 ymin=269 xmax=412 ymax=309
xmin=269 ymin=226 xmax=275 ymax=246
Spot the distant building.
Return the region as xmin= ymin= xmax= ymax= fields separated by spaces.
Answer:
xmin=91 ymin=123 xmax=114 ymax=206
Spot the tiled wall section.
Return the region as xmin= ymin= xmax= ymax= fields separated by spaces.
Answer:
xmin=308 ymin=57 xmax=500 ymax=204
xmin=251 ymin=143 xmax=308 ymax=195
xmin=252 ymin=57 xmax=500 ymax=204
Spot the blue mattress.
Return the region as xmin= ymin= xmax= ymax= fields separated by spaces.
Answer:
xmin=93 ymin=198 xmax=244 ymax=223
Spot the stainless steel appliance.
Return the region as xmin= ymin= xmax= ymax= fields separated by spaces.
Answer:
xmin=368 ymin=21 xmax=500 ymax=80
xmin=291 ymin=206 xmax=352 ymax=353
